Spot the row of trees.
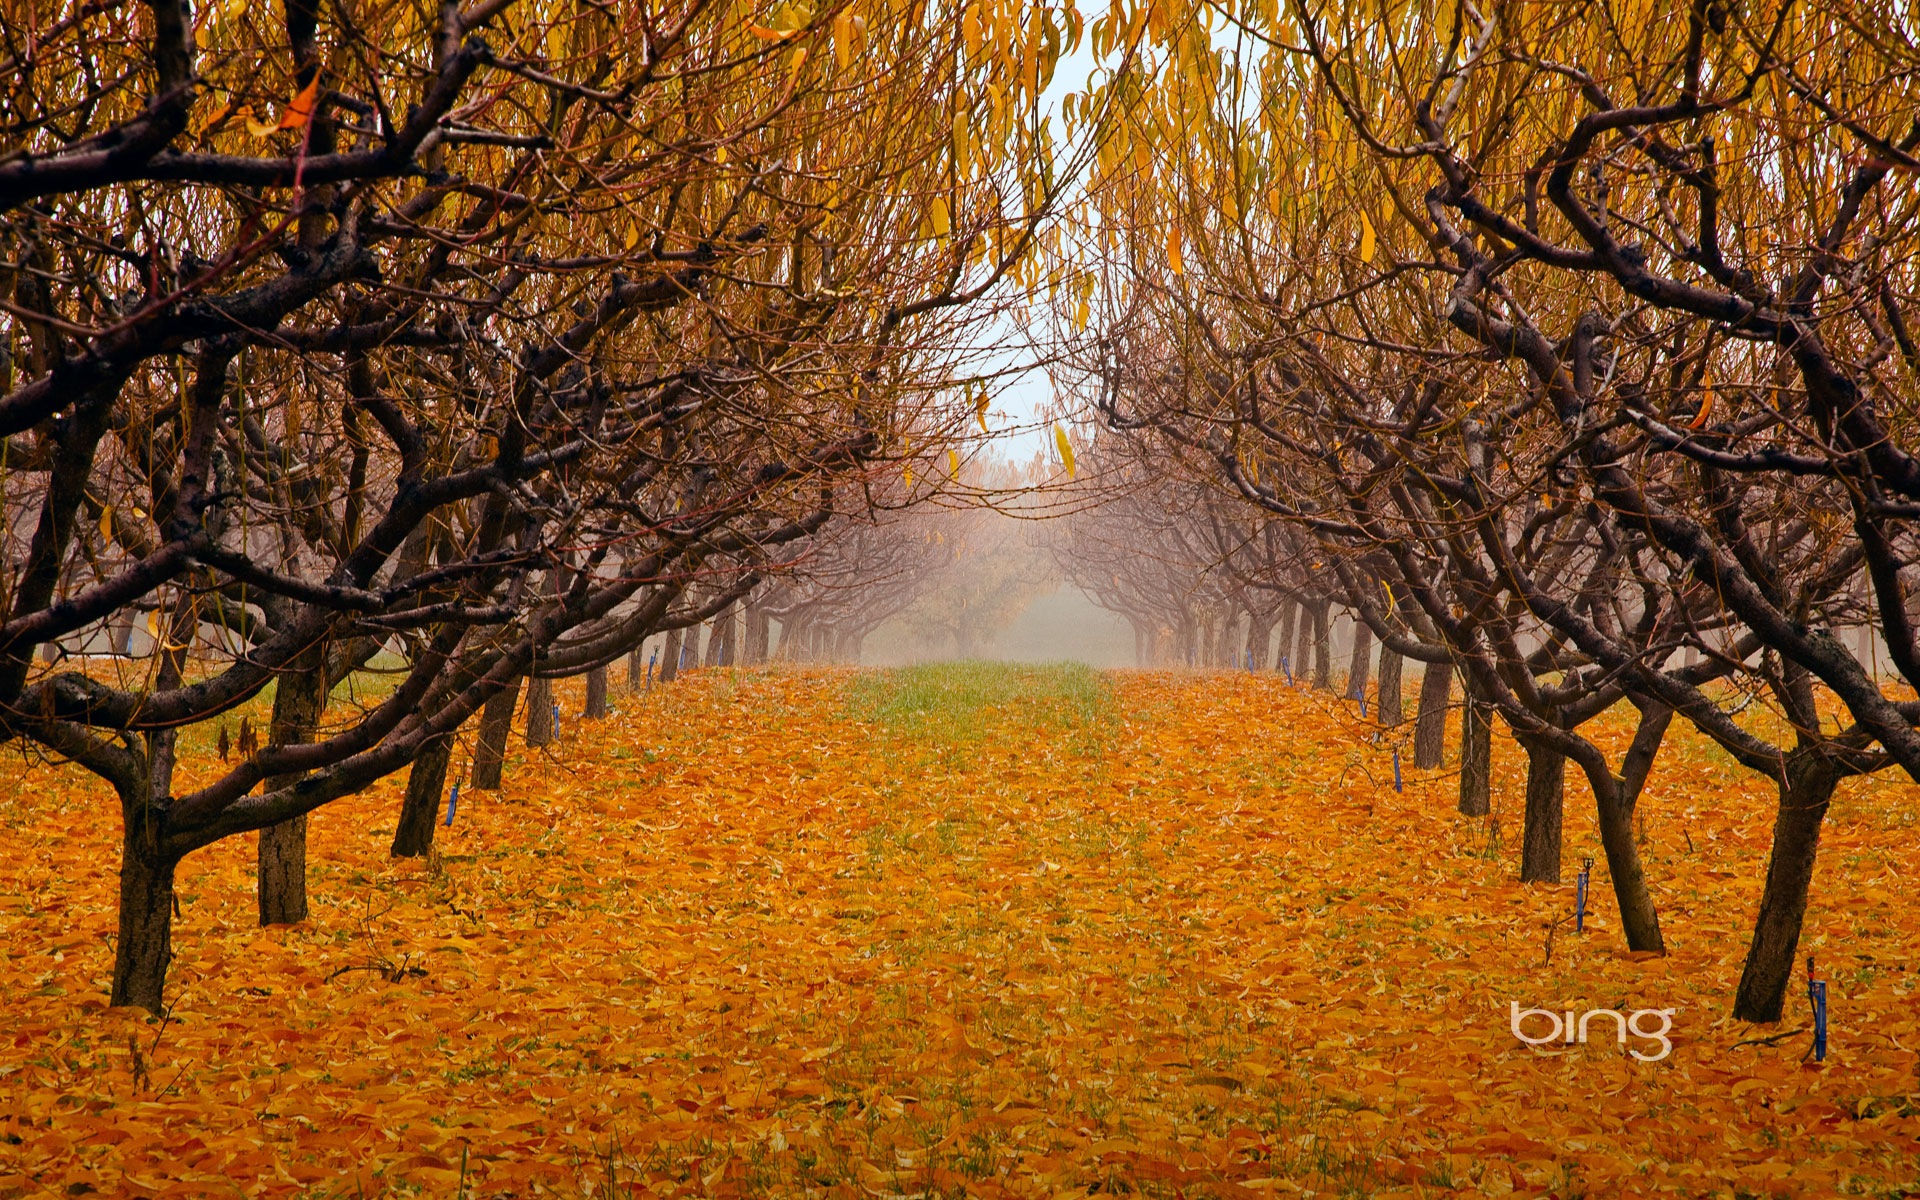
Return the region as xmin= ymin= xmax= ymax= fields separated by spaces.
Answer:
xmin=1057 ymin=0 xmax=1920 ymax=1022
xmin=1 ymin=0 xmax=1091 ymax=1010
xmin=1047 ymin=432 xmax=1452 ymax=758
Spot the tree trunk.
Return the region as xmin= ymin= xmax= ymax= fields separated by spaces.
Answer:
xmin=703 ymin=615 xmax=726 ymax=667
xmin=719 ymin=604 xmax=742 ymax=666
xmin=1414 ymin=663 xmax=1451 ymax=769
xmin=1458 ymin=675 xmax=1492 ymax=817
xmin=1311 ymin=603 xmax=1331 ymax=689
xmin=258 ymin=646 xmax=327 ymax=926
xmin=1733 ymin=755 xmax=1841 ymax=1022
xmin=392 ymin=731 xmax=454 ymax=857
xmin=1520 ymin=738 xmax=1565 ymax=883
xmin=745 ymin=605 xmax=771 ymax=664
xmin=112 ymin=736 xmax=179 ymax=1013
xmin=660 ymin=629 xmax=684 ymax=681
xmin=112 ymin=829 xmax=177 ymax=1013
xmin=526 ymin=675 xmax=555 ymax=746
xmin=470 ymin=679 xmax=520 ymax=789
xmin=1347 ymin=618 xmax=1373 ymax=703
xmin=1377 ymin=648 xmax=1404 ymax=727
xmin=627 ymin=643 xmax=645 ymax=692
xmin=585 ymin=665 xmax=608 ymax=718
xmin=1275 ymin=599 xmax=1297 ymax=675
xmin=1294 ymin=607 xmax=1314 ymax=682
xmin=1591 ymin=771 xmax=1665 ymax=954
xmin=1246 ymin=613 xmax=1272 ymax=670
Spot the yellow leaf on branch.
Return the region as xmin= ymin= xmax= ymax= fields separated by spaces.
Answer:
xmin=1055 ymin=423 xmax=1076 ymax=478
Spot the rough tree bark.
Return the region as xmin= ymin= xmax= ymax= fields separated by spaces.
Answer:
xmin=525 ymin=676 xmax=555 ymax=746
xmin=1519 ymin=737 xmax=1565 ymax=883
xmin=1244 ymin=611 xmax=1271 ymax=670
xmin=1413 ymin=663 xmax=1451 ymax=769
xmin=1377 ymin=648 xmax=1404 ymax=727
xmin=744 ymin=604 xmax=770 ymax=664
xmin=392 ymin=731 xmax=454 ymax=857
xmin=585 ymin=665 xmax=608 ymax=718
xmin=470 ymin=679 xmax=521 ymax=789
xmin=1346 ymin=618 xmax=1373 ymax=703
xmin=627 ymin=643 xmax=645 ymax=692
xmin=112 ymin=714 xmax=185 ymax=1012
xmin=258 ymin=646 xmax=328 ymax=926
xmin=1458 ymin=675 xmax=1492 ymax=817
xmin=1293 ymin=607 xmax=1313 ymax=681
xmin=1310 ymin=602 xmax=1331 ymax=689
xmin=1734 ymin=754 xmax=1842 ymax=1021
xmin=1275 ymin=599 xmax=1297 ymax=674
xmin=1571 ymin=703 xmax=1672 ymax=954
xmin=659 ymin=628 xmax=684 ymax=682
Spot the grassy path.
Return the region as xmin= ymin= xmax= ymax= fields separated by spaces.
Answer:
xmin=1 ymin=665 xmax=1916 ymax=1198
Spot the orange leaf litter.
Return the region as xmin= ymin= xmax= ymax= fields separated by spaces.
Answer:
xmin=1 ymin=669 xmax=1916 ymax=1197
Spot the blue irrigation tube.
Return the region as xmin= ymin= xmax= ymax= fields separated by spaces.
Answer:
xmin=443 ymin=783 xmax=459 ymax=827
xmin=1575 ymin=857 xmax=1593 ymax=931
xmin=1392 ymin=748 xmax=1403 ymax=792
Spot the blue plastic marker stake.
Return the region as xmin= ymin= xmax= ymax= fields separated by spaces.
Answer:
xmin=1392 ymin=748 xmax=1403 ymax=792
xmin=1358 ymin=693 xmax=1368 ymax=719
xmin=647 ymin=650 xmax=657 ymax=688
xmin=1575 ymin=857 xmax=1593 ymax=931
xmin=1812 ymin=980 xmax=1828 ymax=1061
xmin=1281 ymin=656 xmax=1292 ymax=685
xmin=551 ymin=701 xmax=561 ymax=735
xmin=444 ymin=783 xmax=460 ymax=827
xmin=679 ymin=643 xmax=689 ymax=670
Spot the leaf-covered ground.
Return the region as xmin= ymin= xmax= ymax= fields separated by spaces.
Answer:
xmin=1 ymin=664 xmax=1917 ymax=1198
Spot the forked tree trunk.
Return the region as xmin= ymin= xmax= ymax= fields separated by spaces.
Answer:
xmin=585 ymin=665 xmax=608 ymax=718
xmin=258 ymin=646 xmax=327 ymax=926
xmin=1311 ymin=604 xmax=1332 ymax=690
xmin=1377 ymin=648 xmax=1404 ymax=726
xmin=1458 ymin=676 xmax=1492 ymax=817
xmin=660 ymin=628 xmax=684 ymax=681
xmin=525 ymin=676 xmax=555 ymax=746
xmin=470 ymin=679 xmax=520 ymax=789
xmin=392 ymin=731 xmax=454 ymax=857
xmin=1413 ymin=663 xmax=1451 ymax=769
xmin=1347 ymin=619 xmax=1373 ymax=703
xmin=1520 ymin=738 xmax=1565 ymax=883
xmin=1574 ymin=704 xmax=1672 ymax=954
xmin=1734 ymin=755 xmax=1842 ymax=1021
